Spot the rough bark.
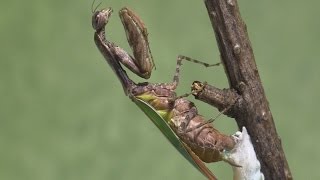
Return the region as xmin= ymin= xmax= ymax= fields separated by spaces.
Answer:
xmin=193 ymin=0 xmax=293 ymax=179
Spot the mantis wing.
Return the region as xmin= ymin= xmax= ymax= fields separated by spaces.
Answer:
xmin=133 ymin=97 xmax=217 ymax=180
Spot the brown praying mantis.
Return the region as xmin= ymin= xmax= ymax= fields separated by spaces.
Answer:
xmin=92 ymin=5 xmax=238 ymax=180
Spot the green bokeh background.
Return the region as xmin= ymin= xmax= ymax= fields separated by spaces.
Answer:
xmin=1 ymin=0 xmax=318 ymax=179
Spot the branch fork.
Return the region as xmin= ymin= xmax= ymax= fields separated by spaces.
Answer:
xmin=195 ymin=0 xmax=293 ymax=179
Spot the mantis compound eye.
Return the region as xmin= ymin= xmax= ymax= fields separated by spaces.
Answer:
xmin=92 ymin=8 xmax=113 ymax=31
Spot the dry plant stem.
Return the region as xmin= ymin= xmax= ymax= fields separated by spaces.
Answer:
xmin=192 ymin=81 xmax=240 ymax=117
xmin=198 ymin=0 xmax=293 ymax=179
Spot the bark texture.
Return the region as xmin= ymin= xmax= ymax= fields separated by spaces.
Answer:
xmin=194 ymin=0 xmax=293 ymax=179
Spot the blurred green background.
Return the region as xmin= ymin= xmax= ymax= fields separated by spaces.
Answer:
xmin=1 ymin=0 xmax=318 ymax=179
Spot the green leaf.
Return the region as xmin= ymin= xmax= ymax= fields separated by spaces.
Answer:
xmin=132 ymin=97 xmax=217 ymax=180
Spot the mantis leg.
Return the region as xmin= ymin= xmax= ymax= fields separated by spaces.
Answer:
xmin=170 ymin=55 xmax=220 ymax=90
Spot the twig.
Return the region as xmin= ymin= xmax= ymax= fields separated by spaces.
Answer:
xmin=193 ymin=0 xmax=293 ymax=179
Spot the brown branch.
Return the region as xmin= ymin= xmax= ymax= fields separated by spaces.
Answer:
xmin=191 ymin=81 xmax=240 ymax=118
xmin=194 ymin=0 xmax=293 ymax=179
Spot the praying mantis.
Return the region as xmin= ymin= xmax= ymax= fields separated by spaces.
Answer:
xmin=92 ymin=6 xmax=238 ymax=179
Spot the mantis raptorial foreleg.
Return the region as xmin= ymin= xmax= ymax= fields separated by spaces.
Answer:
xmin=92 ymin=6 xmax=155 ymax=79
